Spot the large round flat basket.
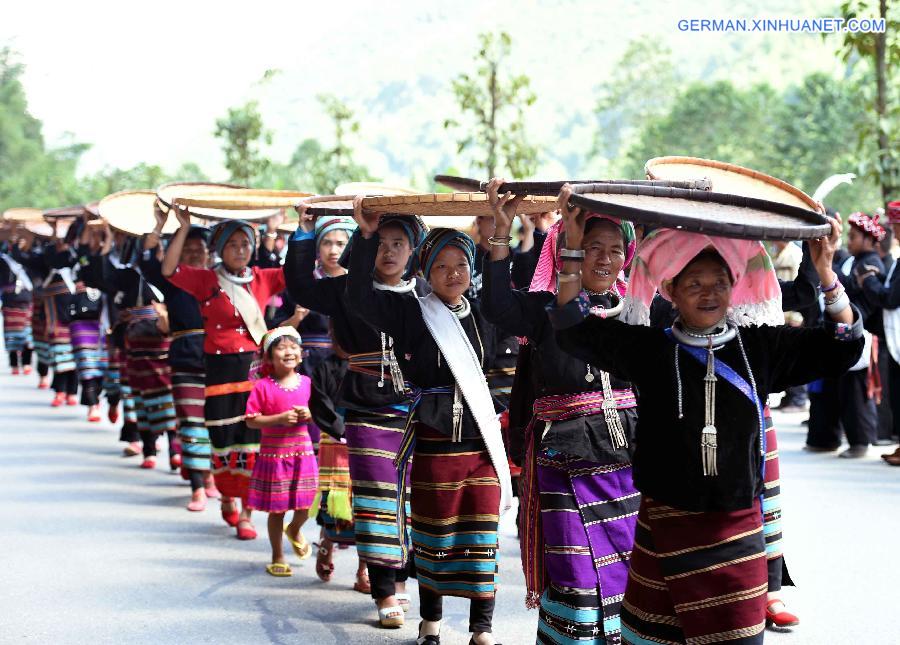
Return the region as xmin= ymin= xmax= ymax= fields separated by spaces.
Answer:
xmin=568 ymin=183 xmax=831 ymax=241
xmin=434 ymin=175 xmax=712 ymax=195
xmin=99 ymin=190 xmax=180 ymax=236
xmin=645 ymin=157 xmax=817 ymax=211
xmin=172 ymin=189 xmax=312 ymax=218
xmin=362 ymin=192 xmax=557 ymax=217
xmin=43 ymin=205 xmax=86 ymax=219
xmin=301 ymin=195 xmax=356 ymax=217
xmin=157 ymin=182 xmax=286 ymax=221
xmin=3 ymin=207 xmax=44 ymax=222
xmin=334 ymin=182 xmax=419 ymax=196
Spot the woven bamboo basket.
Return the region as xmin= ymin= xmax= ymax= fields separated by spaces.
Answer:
xmin=434 ymin=175 xmax=712 ymax=195
xmin=98 ymin=190 xmax=181 ymax=236
xmin=645 ymin=157 xmax=818 ymax=211
xmin=568 ymin=183 xmax=830 ymax=241
xmin=361 ymin=192 xmax=556 ymax=217
xmin=172 ymin=189 xmax=312 ymax=216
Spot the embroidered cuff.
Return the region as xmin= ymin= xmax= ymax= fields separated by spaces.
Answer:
xmin=546 ymin=290 xmax=592 ymax=330
xmin=824 ymin=304 xmax=863 ymax=341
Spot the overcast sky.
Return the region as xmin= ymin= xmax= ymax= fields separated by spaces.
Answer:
xmin=3 ymin=0 xmax=841 ymax=183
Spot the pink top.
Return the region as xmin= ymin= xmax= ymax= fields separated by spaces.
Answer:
xmin=245 ymin=374 xmax=313 ymax=455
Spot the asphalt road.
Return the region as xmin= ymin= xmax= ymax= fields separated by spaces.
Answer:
xmin=1 ymin=368 xmax=898 ymax=645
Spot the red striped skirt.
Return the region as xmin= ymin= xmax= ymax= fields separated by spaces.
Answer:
xmin=620 ymin=498 xmax=767 ymax=645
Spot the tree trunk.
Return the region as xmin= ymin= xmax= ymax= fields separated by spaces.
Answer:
xmin=875 ymin=0 xmax=892 ymax=202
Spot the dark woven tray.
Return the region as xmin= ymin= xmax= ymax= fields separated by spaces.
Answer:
xmin=434 ymin=175 xmax=711 ymax=195
xmin=567 ymin=183 xmax=830 ymax=241
xmin=43 ymin=205 xmax=86 ymax=219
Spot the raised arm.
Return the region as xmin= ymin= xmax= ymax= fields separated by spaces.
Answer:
xmin=779 ymin=242 xmax=819 ymax=312
xmin=161 ymin=203 xmax=190 ymax=278
xmin=283 ymin=205 xmax=343 ymax=315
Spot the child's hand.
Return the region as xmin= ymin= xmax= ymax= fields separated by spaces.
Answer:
xmin=279 ymin=409 xmax=300 ymax=425
xmin=294 ymin=405 xmax=312 ymax=422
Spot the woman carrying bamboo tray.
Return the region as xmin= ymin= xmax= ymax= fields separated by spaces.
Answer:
xmin=549 ymin=185 xmax=862 ymax=644
xmin=347 ymin=203 xmax=513 ymax=645
xmin=142 ymin=205 xmax=219 ymax=511
xmin=163 ymin=205 xmax=286 ymax=540
xmin=481 ymin=179 xmax=639 ymax=645
xmin=283 ymin=204 xmax=426 ymax=628
xmin=1 ymin=229 xmax=36 ymax=376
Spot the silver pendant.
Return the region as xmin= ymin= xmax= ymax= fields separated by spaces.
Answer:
xmin=585 ymin=365 xmax=595 ymax=383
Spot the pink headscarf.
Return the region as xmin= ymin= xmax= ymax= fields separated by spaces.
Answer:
xmin=623 ymin=228 xmax=784 ymax=327
xmin=528 ymin=215 xmax=636 ymax=296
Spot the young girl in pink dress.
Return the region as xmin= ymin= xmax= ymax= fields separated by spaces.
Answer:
xmin=245 ymin=327 xmax=318 ymax=576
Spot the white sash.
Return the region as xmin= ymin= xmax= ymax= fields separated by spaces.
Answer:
xmin=0 ymin=253 xmax=33 ymax=292
xmin=416 ymin=292 xmax=513 ymax=516
xmin=883 ymin=261 xmax=900 ymax=363
xmin=215 ymin=268 xmax=268 ymax=345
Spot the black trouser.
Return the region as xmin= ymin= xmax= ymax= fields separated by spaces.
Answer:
xmin=9 ymin=349 xmax=32 ymax=368
xmin=877 ymin=342 xmax=894 ymax=440
xmin=839 ymin=368 xmax=877 ymax=447
xmin=369 ymin=562 xmax=410 ymax=600
xmin=419 ymin=585 xmax=495 ymax=634
xmin=52 ymin=370 xmax=78 ymax=395
xmin=889 ymin=355 xmax=900 ymax=439
xmin=119 ymin=421 xmax=140 ymax=443
xmin=80 ymin=377 xmax=102 ymax=407
xmin=189 ymin=469 xmax=205 ymax=491
xmin=140 ymin=429 xmax=178 ymax=458
xmin=782 ymin=385 xmax=808 ymax=407
xmin=37 ymin=361 xmax=49 ymax=377
xmin=806 ymin=377 xmax=842 ymax=448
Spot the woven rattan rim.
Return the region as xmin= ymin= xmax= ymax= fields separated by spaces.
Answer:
xmin=299 ymin=194 xmax=356 ymax=217
xmin=43 ymin=205 xmax=86 ymax=219
xmin=645 ymin=156 xmax=818 ymax=211
xmin=434 ymin=175 xmax=712 ymax=195
xmin=568 ymin=183 xmax=830 ymax=241
xmin=155 ymin=181 xmax=247 ymax=208
xmin=173 ymin=189 xmax=312 ymax=212
xmin=362 ymin=192 xmax=556 ymax=216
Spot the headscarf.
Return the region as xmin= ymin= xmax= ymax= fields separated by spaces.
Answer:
xmin=415 ymin=227 xmax=476 ymax=280
xmin=338 ymin=214 xmax=428 ymax=278
xmin=849 ymin=211 xmax=887 ymax=241
xmin=314 ymin=216 xmax=357 ymax=245
xmin=529 ymin=214 xmax=636 ymax=296
xmin=888 ymin=201 xmax=900 ymax=226
xmin=209 ymin=220 xmax=256 ymax=259
xmin=622 ymin=228 xmax=784 ymax=327
xmin=262 ymin=326 xmax=302 ymax=354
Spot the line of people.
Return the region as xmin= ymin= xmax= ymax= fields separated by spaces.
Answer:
xmin=0 ymin=184 xmax=879 ymax=645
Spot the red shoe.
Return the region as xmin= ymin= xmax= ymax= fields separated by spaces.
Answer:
xmin=140 ymin=456 xmax=157 ymax=469
xmin=187 ymin=490 xmax=207 ymax=512
xmin=88 ymin=405 xmax=102 ymax=423
xmin=108 ymin=406 xmax=119 ymax=424
xmin=236 ymin=519 xmax=257 ymax=540
xmin=169 ymin=453 xmax=183 ymax=471
xmin=66 ymin=395 xmax=78 ymax=406
xmin=765 ymin=599 xmax=799 ymax=628
xmin=38 ymin=377 xmax=50 ymax=389
xmin=51 ymin=392 xmax=66 ymax=407
xmin=221 ymin=500 xmax=240 ymax=527
xmin=122 ymin=442 xmax=141 ymax=457
xmin=23 ymin=366 xmax=32 ymax=375
xmin=205 ymin=485 xmax=221 ymax=500
xmin=11 ymin=368 xmax=20 ymax=376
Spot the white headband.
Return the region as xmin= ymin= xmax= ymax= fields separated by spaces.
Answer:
xmin=263 ymin=326 xmax=302 ymax=354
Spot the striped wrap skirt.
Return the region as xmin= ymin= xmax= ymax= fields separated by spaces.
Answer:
xmin=762 ymin=406 xmax=790 ymax=592
xmin=620 ymin=498 xmax=767 ymax=645
xmin=2 ymin=304 xmax=33 ymax=352
xmin=315 ymin=434 xmax=355 ymax=544
xmin=70 ymin=319 xmax=106 ymax=382
xmin=410 ymin=425 xmax=501 ymax=600
xmin=32 ymin=287 xmax=75 ymax=372
xmin=172 ymin=369 xmax=210 ymax=472
xmin=343 ymin=408 xmax=411 ymax=569
xmin=535 ymin=450 xmax=639 ymax=645
xmin=124 ymin=311 xmax=175 ymax=435
xmin=103 ymin=339 xmax=123 ymax=403
xmin=204 ymin=352 xmax=259 ymax=501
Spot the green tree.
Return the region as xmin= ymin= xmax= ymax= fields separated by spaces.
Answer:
xmin=832 ymin=0 xmax=900 ymax=202
xmin=214 ymin=100 xmax=271 ymax=185
xmin=286 ymin=94 xmax=375 ymax=193
xmin=622 ymin=80 xmax=781 ymax=178
xmin=444 ymin=32 xmax=538 ymax=179
xmin=593 ymin=36 xmax=682 ymax=168
xmin=0 ymin=48 xmax=88 ymax=210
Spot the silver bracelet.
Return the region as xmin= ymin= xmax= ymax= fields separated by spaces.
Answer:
xmin=825 ymin=290 xmax=850 ymax=315
xmin=559 ymin=248 xmax=586 ymax=260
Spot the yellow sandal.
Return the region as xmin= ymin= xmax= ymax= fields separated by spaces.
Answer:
xmin=266 ymin=562 xmax=293 ymax=577
xmin=284 ymin=527 xmax=311 ymax=560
